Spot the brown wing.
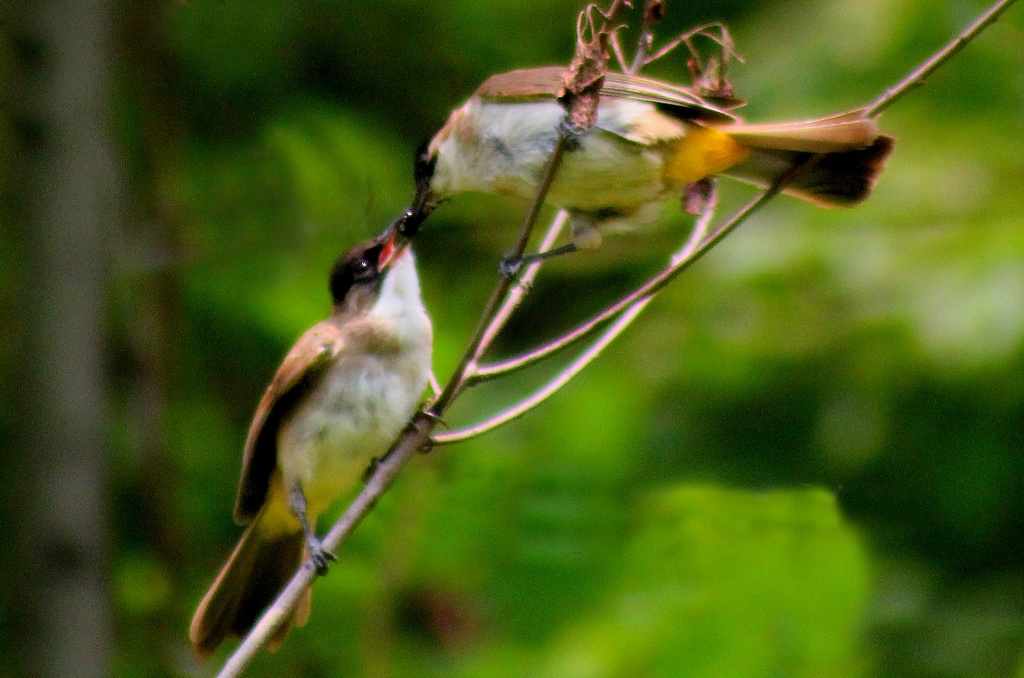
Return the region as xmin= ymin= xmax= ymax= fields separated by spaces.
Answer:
xmin=475 ymin=66 xmax=565 ymax=100
xmin=232 ymin=320 xmax=342 ymax=524
xmin=475 ymin=66 xmax=736 ymax=123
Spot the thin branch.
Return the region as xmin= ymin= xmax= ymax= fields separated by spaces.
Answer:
xmin=867 ymin=0 xmax=1019 ymax=117
xmin=645 ymin=22 xmax=738 ymax=70
xmin=434 ymin=299 xmax=652 ymax=445
xmin=434 ymin=185 xmax=720 ymax=444
xmin=472 ymin=211 xmax=569 ymax=356
xmin=471 ymin=183 xmax=718 ymax=383
xmin=479 ymin=165 xmax=801 ymax=389
xmin=628 ymin=0 xmax=665 ymax=74
xmin=609 ymin=26 xmax=630 ymax=72
xmin=428 ymin=132 xmax=571 ymax=414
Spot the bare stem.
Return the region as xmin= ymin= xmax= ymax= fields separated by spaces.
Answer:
xmin=435 ymin=187 xmax=723 ymax=444
xmin=429 ymin=132 xmax=571 ymax=413
xmin=644 ymin=22 xmax=738 ymax=69
xmin=473 ymin=211 xmax=569 ymax=354
xmin=472 ymin=183 xmax=718 ymax=383
xmin=435 ymin=186 xmax=720 ymax=444
xmin=609 ymin=27 xmax=630 ymax=72
xmin=867 ymin=0 xmax=1018 ymax=117
xmin=628 ymin=0 xmax=662 ymax=74
xmin=434 ymin=299 xmax=652 ymax=445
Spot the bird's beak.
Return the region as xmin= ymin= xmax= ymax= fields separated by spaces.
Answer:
xmin=378 ymin=225 xmax=410 ymax=270
xmin=393 ymin=184 xmax=437 ymax=240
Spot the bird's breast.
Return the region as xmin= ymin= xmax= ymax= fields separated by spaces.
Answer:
xmin=276 ymin=333 xmax=429 ymax=514
xmin=431 ymin=97 xmax=691 ymax=214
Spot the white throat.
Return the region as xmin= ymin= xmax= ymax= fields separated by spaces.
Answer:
xmin=371 ymin=248 xmax=431 ymax=345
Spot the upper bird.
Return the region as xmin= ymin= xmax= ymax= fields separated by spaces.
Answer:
xmin=400 ymin=66 xmax=894 ymax=253
xmin=190 ymin=232 xmax=432 ymax=657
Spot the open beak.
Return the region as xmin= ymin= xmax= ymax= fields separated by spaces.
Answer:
xmin=378 ymin=224 xmax=410 ymax=270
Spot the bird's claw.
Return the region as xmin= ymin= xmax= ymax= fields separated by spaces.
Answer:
xmin=308 ymin=542 xmax=337 ymax=576
xmin=499 ymin=256 xmax=524 ymax=280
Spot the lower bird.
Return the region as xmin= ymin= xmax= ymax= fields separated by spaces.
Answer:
xmin=399 ymin=66 xmax=894 ymax=255
xmin=190 ymin=232 xmax=432 ymax=657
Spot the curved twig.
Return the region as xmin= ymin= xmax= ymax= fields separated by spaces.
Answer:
xmin=472 ymin=211 xmax=569 ymax=356
xmin=438 ymin=185 xmax=719 ymax=443
xmin=471 ymin=183 xmax=718 ymax=383
xmin=428 ymin=132 xmax=571 ymax=414
xmin=433 ymin=299 xmax=652 ymax=445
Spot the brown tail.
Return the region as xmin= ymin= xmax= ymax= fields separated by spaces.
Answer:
xmin=189 ymin=510 xmax=311 ymax=658
xmin=722 ymin=110 xmax=895 ymax=207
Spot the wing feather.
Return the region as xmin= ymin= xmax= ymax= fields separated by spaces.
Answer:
xmin=475 ymin=66 xmax=736 ymax=122
xmin=232 ymin=321 xmax=342 ymax=524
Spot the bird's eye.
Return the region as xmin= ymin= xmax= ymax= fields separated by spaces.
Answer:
xmin=352 ymin=257 xmax=375 ymax=281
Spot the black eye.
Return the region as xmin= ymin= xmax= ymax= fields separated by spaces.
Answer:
xmin=352 ymin=257 xmax=374 ymax=281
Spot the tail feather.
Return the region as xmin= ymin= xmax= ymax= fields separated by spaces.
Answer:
xmin=724 ymin=109 xmax=880 ymax=153
xmin=190 ymin=512 xmax=310 ymax=658
xmin=725 ymin=135 xmax=895 ymax=207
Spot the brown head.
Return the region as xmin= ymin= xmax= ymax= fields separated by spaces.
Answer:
xmin=328 ymin=229 xmax=409 ymax=317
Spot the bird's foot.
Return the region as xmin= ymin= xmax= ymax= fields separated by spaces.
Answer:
xmin=307 ymin=539 xmax=337 ymax=576
xmin=500 ymin=242 xmax=579 ymax=279
xmin=499 ymin=256 xmax=525 ymax=280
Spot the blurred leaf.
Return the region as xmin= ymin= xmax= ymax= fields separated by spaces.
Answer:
xmin=537 ymin=485 xmax=869 ymax=678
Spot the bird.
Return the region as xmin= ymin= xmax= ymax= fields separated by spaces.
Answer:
xmin=189 ymin=232 xmax=433 ymax=657
xmin=398 ymin=66 xmax=894 ymax=258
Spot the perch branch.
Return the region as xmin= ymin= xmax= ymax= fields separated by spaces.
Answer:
xmin=470 ymin=183 xmax=718 ymax=384
xmin=433 ymin=298 xmax=653 ymax=445
xmin=434 ymin=187 xmax=719 ymax=445
xmin=867 ymin=0 xmax=1018 ymax=117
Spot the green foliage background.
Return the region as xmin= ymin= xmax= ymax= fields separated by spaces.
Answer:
xmin=6 ymin=0 xmax=1024 ymax=676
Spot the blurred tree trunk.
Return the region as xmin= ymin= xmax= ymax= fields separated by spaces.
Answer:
xmin=14 ymin=0 xmax=116 ymax=676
